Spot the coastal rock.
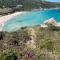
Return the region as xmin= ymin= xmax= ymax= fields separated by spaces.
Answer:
xmin=41 ymin=24 xmax=48 ymax=27
xmin=56 ymin=22 xmax=60 ymax=27
xmin=44 ymin=18 xmax=57 ymax=26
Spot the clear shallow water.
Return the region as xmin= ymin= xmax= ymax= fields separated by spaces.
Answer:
xmin=4 ymin=9 xmax=60 ymax=32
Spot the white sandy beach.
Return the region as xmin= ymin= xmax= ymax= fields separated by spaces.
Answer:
xmin=0 ymin=11 xmax=26 ymax=31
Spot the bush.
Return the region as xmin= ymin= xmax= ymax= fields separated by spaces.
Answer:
xmin=0 ymin=51 xmax=18 ymax=60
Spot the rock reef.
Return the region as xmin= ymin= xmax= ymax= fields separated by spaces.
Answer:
xmin=44 ymin=17 xmax=60 ymax=27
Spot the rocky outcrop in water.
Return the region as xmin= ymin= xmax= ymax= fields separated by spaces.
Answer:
xmin=44 ymin=18 xmax=57 ymax=26
xmin=44 ymin=18 xmax=60 ymax=27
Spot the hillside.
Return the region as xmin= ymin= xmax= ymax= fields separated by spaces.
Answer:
xmin=0 ymin=0 xmax=60 ymax=14
xmin=0 ymin=0 xmax=60 ymax=8
xmin=0 ymin=25 xmax=60 ymax=60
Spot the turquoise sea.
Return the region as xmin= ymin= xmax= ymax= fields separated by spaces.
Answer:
xmin=4 ymin=9 xmax=60 ymax=32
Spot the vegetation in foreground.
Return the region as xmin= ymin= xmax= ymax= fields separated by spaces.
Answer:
xmin=0 ymin=25 xmax=60 ymax=60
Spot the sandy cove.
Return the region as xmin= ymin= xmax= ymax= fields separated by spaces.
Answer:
xmin=0 ymin=11 xmax=26 ymax=31
xmin=0 ymin=12 xmax=60 ymax=31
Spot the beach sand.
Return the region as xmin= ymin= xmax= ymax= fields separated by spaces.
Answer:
xmin=0 ymin=11 xmax=25 ymax=31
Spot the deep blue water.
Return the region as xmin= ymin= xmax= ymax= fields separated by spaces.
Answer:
xmin=4 ymin=9 xmax=60 ymax=31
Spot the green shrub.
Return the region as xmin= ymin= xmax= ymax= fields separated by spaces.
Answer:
xmin=0 ymin=51 xmax=18 ymax=60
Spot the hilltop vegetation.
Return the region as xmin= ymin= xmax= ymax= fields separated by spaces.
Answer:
xmin=0 ymin=0 xmax=60 ymax=14
xmin=0 ymin=25 xmax=60 ymax=60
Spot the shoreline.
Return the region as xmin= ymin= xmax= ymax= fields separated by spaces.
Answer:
xmin=0 ymin=9 xmax=60 ymax=31
xmin=0 ymin=11 xmax=26 ymax=31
